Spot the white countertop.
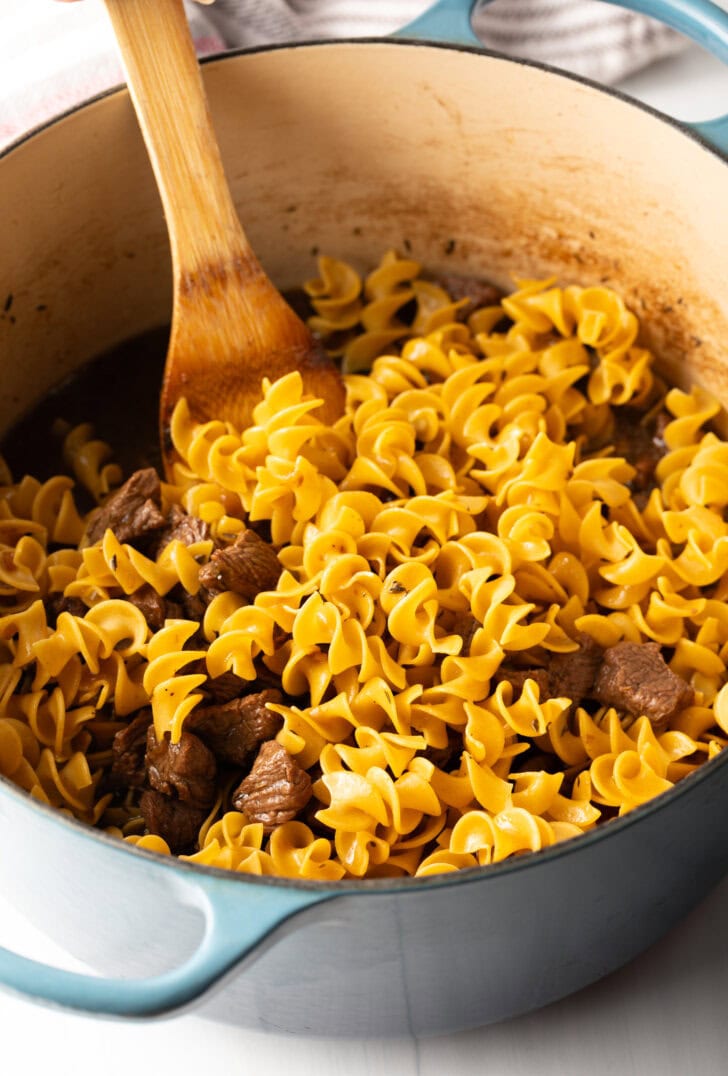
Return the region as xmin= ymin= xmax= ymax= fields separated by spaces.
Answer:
xmin=2 ymin=11 xmax=728 ymax=1076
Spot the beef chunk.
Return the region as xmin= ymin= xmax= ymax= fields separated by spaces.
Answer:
xmin=187 ymin=689 xmax=283 ymax=766
xmin=161 ymin=597 xmax=186 ymax=621
xmin=232 ymin=741 xmax=312 ymax=832
xmin=146 ymin=726 xmax=217 ymax=808
xmin=197 ymin=529 xmax=281 ymax=599
xmin=85 ymin=467 xmax=165 ymax=546
xmin=593 ymin=641 xmax=693 ymax=727
xmin=495 ymin=635 xmax=602 ymax=710
xmin=179 ymin=660 xmax=249 ymax=705
xmin=547 ymin=634 xmax=603 ymax=707
xmin=251 ymin=661 xmax=285 ymax=693
xmin=127 ymin=584 xmax=168 ymax=632
xmin=202 ymin=670 xmax=250 ymax=704
xmin=611 ymin=408 xmax=670 ymax=492
xmin=110 ymin=708 xmax=153 ymax=788
xmin=496 ymin=666 xmax=551 ymax=699
xmin=155 ymin=504 xmax=210 ymax=552
xmin=140 ymin=789 xmax=208 ymax=853
xmin=45 ymin=594 xmax=87 ymax=628
xmin=435 ymin=273 xmax=503 ymax=318
xmin=179 ymin=589 xmax=209 ymax=621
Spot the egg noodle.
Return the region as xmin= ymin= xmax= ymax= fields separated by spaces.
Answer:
xmin=0 ymin=250 xmax=725 ymax=881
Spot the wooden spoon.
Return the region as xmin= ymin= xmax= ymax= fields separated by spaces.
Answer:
xmin=102 ymin=0 xmax=345 ymax=474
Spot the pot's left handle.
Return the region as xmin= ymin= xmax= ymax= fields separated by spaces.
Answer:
xmin=398 ymin=0 xmax=728 ymax=155
xmin=0 ymin=876 xmax=333 ymax=1018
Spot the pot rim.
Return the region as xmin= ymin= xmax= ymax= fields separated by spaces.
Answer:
xmin=1 ymin=36 xmax=726 ymax=166
xmin=2 ymin=730 xmax=727 ymax=895
xmin=2 ymin=35 xmax=727 ymax=896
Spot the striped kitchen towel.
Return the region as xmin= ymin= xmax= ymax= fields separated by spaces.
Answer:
xmin=197 ymin=0 xmax=685 ymax=83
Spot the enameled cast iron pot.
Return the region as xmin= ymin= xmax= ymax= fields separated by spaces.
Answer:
xmin=1 ymin=0 xmax=728 ymax=1037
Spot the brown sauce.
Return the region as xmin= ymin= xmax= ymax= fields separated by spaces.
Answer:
xmin=2 ymin=328 xmax=168 ymax=482
xmin=1 ymin=284 xmax=316 ymax=477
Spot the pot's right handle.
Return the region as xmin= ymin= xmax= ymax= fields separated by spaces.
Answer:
xmin=399 ymin=0 xmax=728 ymax=154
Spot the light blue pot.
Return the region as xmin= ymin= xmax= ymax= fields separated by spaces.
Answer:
xmin=1 ymin=0 xmax=727 ymax=1036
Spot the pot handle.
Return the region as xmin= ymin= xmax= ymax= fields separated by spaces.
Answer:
xmin=399 ymin=0 xmax=728 ymax=154
xmin=0 ymin=873 xmax=334 ymax=1018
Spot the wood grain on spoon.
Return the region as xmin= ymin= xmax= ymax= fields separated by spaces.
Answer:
xmin=102 ymin=0 xmax=345 ymax=472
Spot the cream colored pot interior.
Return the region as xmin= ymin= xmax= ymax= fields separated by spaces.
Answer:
xmin=2 ymin=41 xmax=727 ymax=435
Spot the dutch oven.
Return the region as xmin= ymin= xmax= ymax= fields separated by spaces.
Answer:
xmin=1 ymin=0 xmax=728 ymax=1037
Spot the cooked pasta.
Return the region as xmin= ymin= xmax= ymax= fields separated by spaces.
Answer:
xmin=0 ymin=250 xmax=724 ymax=880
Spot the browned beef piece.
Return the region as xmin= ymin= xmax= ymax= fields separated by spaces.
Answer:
xmin=177 ymin=659 xmax=249 ymax=705
xmin=547 ymin=634 xmax=603 ymax=706
xmin=495 ymin=635 xmax=602 ymax=710
xmin=593 ymin=641 xmax=693 ymax=727
xmin=140 ymin=789 xmax=208 ymax=853
xmin=197 ymin=529 xmax=281 ymax=599
xmin=162 ymin=597 xmax=186 ymax=621
xmin=110 ymin=708 xmax=153 ymax=788
xmin=203 ymin=670 xmax=250 ymax=704
xmin=496 ymin=666 xmax=551 ymax=699
xmin=85 ymin=467 xmax=166 ymax=545
xmin=252 ymin=661 xmax=285 ymax=693
xmin=232 ymin=741 xmax=312 ymax=832
xmin=146 ymin=726 xmax=217 ymax=808
xmin=186 ymin=689 xmax=283 ymax=766
xmin=127 ymin=584 xmax=168 ymax=632
xmin=155 ymin=503 xmax=211 ymax=551
xmin=611 ymin=408 xmax=670 ymax=492
xmin=178 ymin=589 xmax=209 ymax=622
xmin=653 ymin=410 xmax=670 ymax=451
xmin=435 ymin=273 xmax=503 ymax=318
xmin=45 ymin=593 xmax=87 ymax=628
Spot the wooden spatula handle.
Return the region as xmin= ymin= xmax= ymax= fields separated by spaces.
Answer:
xmin=103 ymin=0 xmax=345 ymax=450
xmin=103 ymin=0 xmax=246 ymax=275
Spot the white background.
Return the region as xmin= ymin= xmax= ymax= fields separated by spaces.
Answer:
xmin=2 ymin=3 xmax=728 ymax=1074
